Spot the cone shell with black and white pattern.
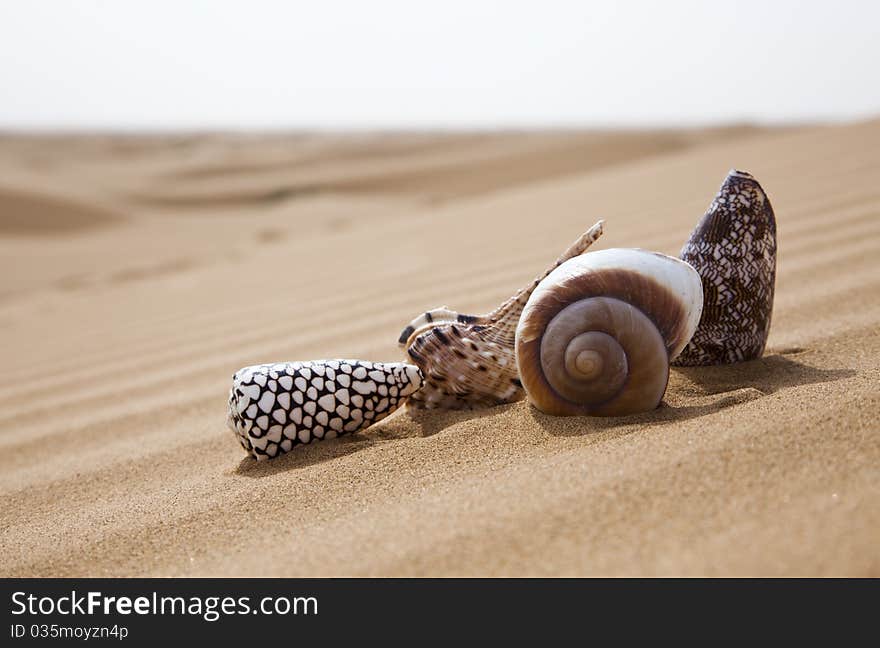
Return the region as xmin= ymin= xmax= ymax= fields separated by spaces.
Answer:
xmin=227 ymin=360 xmax=423 ymax=460
xmin=674 ymin=170 xmax=777 ymax=366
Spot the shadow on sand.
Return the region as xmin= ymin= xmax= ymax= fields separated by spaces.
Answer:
xmin=232 ymin=410 xmax=426 ymax=477
xmin=235 ymin=352 xmax=855 ymax=472
xmin=233 ymin=403 xmax=515 ymax=477
xmin=673 ymin=350 xmax=854 ymax=396
xmin=234 ymin=435 xmax=378 ymax=477
xmin=532 ymin=352 xmax=855 ymax=437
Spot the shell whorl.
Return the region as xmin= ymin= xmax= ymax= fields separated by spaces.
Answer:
xmin=674 ymin=169 xmax=777 ymax=366
xmin=398 ymin=220 xmax=605 ymax=410
xmin=227 ymin=360 xmax=423 ymax=460
xmin=516 ymin=248 xmax=703 ymax=416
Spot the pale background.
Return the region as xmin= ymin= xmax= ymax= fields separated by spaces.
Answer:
xmin=1 ymin=0 xmax=879 ymax=129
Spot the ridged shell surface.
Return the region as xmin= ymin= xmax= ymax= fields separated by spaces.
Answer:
xmin=400 ymin=221 xmax=605 ymax=410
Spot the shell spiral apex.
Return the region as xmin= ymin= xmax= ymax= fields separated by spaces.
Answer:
xmin=227 ymin=359 xmax=423 ymax=460
xmin=674 ymin=169 xmax=777 ymax=366
xmin=515 ymin=248 xmax=703 ymax=416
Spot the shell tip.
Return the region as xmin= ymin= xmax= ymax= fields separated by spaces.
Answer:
xmin=727 ymin=168 xmax=756 ymax=181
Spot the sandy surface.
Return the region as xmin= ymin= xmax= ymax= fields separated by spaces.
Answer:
xmin=0 ymin=122 xmax=877 ymax=577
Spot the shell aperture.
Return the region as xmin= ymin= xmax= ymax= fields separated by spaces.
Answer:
xmin=398 ymin=220 xmax=605 ymax=410
xmin=674 ymin=169 xmax=777 ymax=366
xmin=227 ymin=360 xmax=423 ymax=460
xmin=516 ymin=248 xmax=703 ymax=416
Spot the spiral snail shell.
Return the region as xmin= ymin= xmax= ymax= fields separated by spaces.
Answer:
xmin=673 ymin=169 xmax=777 ymax=366
xmin=227 ymin=360 xmax=423 ymax=460
xmin=516 ymin=248 xmax=703 ymax=416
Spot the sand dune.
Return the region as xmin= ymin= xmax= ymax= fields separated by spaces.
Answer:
xmin=0 ymin=121 xmax=877 ymax=576
xmin=0 ymin=186 xmax=121 ymax=234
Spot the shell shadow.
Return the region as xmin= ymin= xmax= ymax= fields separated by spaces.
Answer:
xmin=406 ymin=406 xmax=501 ymax=438
xmin=233 ymin=435 xmax=378 ymax=476
xmin=233 ymin=353 xmax=855 ymax=466
xmin=232 ymin=405 xmax=510 ymax=476
xmin=232 ymin=410 xmax=424 ymax=477
xmin=673 ymin=352 xmax=854 ymax=397
xmin=533 ymin=353 xmax=855 ymax=437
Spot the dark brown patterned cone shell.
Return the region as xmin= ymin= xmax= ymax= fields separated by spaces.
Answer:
xmin=673 ymin=170 xmax=777 ymax=366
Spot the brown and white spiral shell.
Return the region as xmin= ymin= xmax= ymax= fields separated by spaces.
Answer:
xmin=515 ymin=248 xmax=703 ymax=416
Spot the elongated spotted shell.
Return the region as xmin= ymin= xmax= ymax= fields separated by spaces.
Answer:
xmin=674 ymin=169 xmax=777 ymax=365
xmin=227 ymin=360 xmax=423 ymax=460
xmin=398 ymin=221 xmax=605 ymax=409
xmin=515 ymin=248 xmax=703 ymax=416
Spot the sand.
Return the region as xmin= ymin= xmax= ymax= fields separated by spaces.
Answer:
xmin=0 ymin=122 xmax=877 ymax=577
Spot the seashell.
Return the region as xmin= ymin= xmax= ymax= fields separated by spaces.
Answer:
xmin=515 ymin=248 xmax=703 ymax=416
xmin=398 ymin=220 xmax=605 ymax=409
xmin=227 ymin=360 xmax=423 ymax=460
xmin=673 ymin=169 xmax=777 ymax=366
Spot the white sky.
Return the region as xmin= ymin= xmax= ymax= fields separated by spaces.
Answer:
xmin=1 ymin=0 xmax=879 ymax=129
